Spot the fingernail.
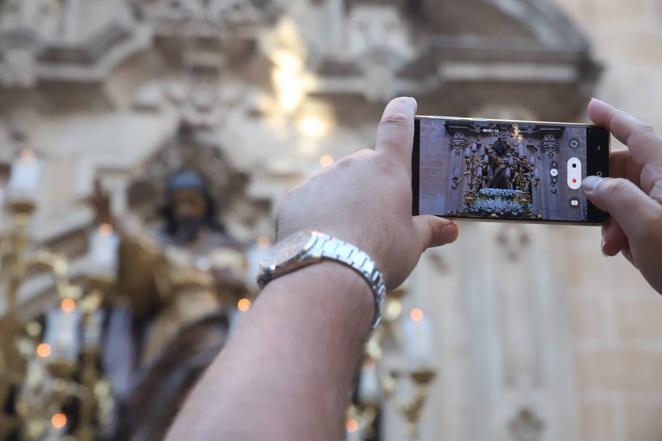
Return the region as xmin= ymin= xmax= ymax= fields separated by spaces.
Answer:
xmin=441 ymin=223 xmax=459 ymax=241
xmin=582 ymin=175 xmax=603 ymax=192
xmin=589 ymin=97 xmax=613 ymax=111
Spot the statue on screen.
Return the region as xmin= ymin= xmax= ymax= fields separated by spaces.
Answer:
xmin=486 ymin=131 xmax=514 ymax=190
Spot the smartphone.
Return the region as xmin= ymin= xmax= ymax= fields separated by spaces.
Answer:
xmin=412 ymin=116 xmax=610 ymax=224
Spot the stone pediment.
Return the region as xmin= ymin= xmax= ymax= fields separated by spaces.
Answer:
xmin=303 ymin=0 xmax=599 ymax=118
xmin=139 ymin=0 xmax=281 ymax=41
xmin=0 ymin=0 xmax=149 ymax=86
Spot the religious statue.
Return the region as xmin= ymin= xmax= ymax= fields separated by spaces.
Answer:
xmin=92 ymin=170 xmax=249 ymax=441
xmin=114 ymin=170 xmax=246 ymax=362
xmin=486 ymin=131 xmax=514 ymax=190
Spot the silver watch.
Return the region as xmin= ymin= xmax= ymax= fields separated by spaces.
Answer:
xmin=257 ymin=230 xmax=386 ymax=329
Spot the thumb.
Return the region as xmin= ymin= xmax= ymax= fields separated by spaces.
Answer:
xmin=582 ymin=176 xmax=661 ymax=235
xmin=413 ymin=215 xmax=460 ymax=250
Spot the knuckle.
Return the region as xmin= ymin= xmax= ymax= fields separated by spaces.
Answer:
xmin=335 ymin=155 xmax=354 ymax=168
xmin=380 ymin=112 xmax=411 ymax=129
xmin=356 ymin=148 xmax=375 ymax=156
xmin=375 ymin=152 xmax=397 ymax=172
xmin=638 ymin=123 xmax=656 ymax=135
xmin=629 ymin=124 xmax=658 ymax=145
xmin=336 ymin=149 xmax=374 ymax=168
xmin=635 ymin=208 xmax=662 ymax=243
xmin=605 ymin=177 xmax=630 ymax=194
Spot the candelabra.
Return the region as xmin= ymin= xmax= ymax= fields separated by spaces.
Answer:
xmin=0 ymin=150 xmax=115 ymax=440
xmin=397 ymin=368 xmax=437 ymax=439
xmin=345 ymin=287 xmax=439 ymax=441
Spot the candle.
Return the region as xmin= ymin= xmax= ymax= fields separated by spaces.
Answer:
xmin=402 ymin=308 xmax=435 ymax=367
xmin=44 ymin=302 xmax=81 ymax=362
xmin=346 ymin=429 xmax=363 ymax=441
xmin=83 ymin=310 xmax=105 ymax=349
xmin=88 ymin=223 xmax=119 ymax=276
xmin=358 ymin=361 xmax=380 ymax=404
xmin=345 ymin=417 xmax=362 ymax=441
xmin=7 ymin=149 xmax=42 ymax=201
xmin=24 ymin=358 xmax=46 ymax=390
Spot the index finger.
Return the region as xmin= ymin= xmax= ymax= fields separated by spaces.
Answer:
xmin=375 ymin=97 xmax=417 ymax=165
xmin=588 ymin=98 xmax=662 ymax=167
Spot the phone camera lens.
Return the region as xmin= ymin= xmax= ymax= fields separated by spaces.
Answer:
xmin=572 ymin=164 xmax=577 ymax=169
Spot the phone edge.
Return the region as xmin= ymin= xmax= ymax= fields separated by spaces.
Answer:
xmin=412 ymin=116 xmax=611 ymax=225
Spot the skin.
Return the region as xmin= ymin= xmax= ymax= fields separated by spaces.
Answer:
xmin=170 ymin=188 xmax=207 ymax=223
xmin=581 ymin=98 xmax=662 ymax=294
xmin=165 ymin=97 xmax=459 ymax=441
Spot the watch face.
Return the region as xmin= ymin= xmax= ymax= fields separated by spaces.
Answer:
xmin=260 ymin=230 xmax=314 ymax=270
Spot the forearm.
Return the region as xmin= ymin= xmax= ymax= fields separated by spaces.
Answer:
xmin=166 ymin=262 xmax=373 ymax=441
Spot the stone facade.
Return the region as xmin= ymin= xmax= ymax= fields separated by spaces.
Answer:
xmin=0 ymin=0 xmax=661 ymax=440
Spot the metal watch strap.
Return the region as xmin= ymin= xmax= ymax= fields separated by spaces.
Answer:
xmin=306 ymin=233 xmax=386 ymax=329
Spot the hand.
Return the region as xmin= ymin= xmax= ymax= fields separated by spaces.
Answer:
xmin=581 ymin=98 xmax=662 ymax=294
xmin=276 ymin=97 xmax=460 ymax=290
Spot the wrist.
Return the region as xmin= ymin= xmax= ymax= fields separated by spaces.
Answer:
xmin=267 ymin=261 xmax=374 ymax=332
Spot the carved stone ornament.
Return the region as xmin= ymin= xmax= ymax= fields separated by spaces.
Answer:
xmin=542 ymin=134 xmax=559 ymax=154
xmin=125 ymin=122 xmax=269 ymax=229
xmin=496 ymin=225 xmax=531 ymax=262
xmin=140 ymin=0 xmax=281 ymax=37
xmin=509 ymin=408 xmax=545 ymax=441
xmin=450 ymin=131 xmax=467 ymax=155
xmin=0 ymin=48 xmax=36 ymax=87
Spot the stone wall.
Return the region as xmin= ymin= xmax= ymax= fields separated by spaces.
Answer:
xmin=552 ymin=1 xmax=662 ymax=440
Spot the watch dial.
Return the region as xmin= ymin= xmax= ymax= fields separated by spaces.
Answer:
xmin=260 ymin=230 xmax=313 ymax=270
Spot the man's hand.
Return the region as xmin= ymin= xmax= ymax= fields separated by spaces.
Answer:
xmin=166 ymin=98 xmax=460 ymax=441
xmin=277 ymin=97 xmax=459 ymax=289
xmin=581 ymin=98 xmax=662 ymax=294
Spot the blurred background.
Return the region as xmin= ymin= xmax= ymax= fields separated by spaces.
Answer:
xmin=0 ymin=0 xmax=661 ymax=440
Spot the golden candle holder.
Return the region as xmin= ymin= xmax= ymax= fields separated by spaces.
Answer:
xmin=347 ymin=284 xmax=440 ymax=441
xmin=398 ymin=368 xmax=438 ymax=439
xmin=1 ymin=192 xmax=116 ymax=440
xmin=346 ymin=403 xmax=379 ymax=440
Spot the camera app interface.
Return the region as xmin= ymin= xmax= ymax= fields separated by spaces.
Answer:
xmin=418 ymin=118 xmax=591 ymax=222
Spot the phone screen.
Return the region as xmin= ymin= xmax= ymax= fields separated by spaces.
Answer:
xmin=413 ymin=116 xmax=610 ymax=224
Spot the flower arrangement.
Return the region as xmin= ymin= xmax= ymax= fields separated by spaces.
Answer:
xmin=461 ymin=187 xmax=534 ymax=218
xmin=464 ymin=198 xmax=533 ymax=218
xmin=478 ymin=188 xmax=521 ymax=199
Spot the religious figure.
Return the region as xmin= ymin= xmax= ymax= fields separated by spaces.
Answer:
xmin=93 ymin=170 xmax=249 ymax=441
xmin=114 ymin=170 xmax=246 ymax=364
xmin=486 ymin=132 xmax=514 ymax=189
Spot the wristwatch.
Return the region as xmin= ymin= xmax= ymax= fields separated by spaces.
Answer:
xmin=257 ymin=230 xmax=386 ymax=329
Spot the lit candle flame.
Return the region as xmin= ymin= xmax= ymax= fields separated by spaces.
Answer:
xmin=36 ymin=343 xmax=51 ymax=358
xmin=257 ymin=235 xmax=271 ymax=248
xmin=99 ymin=223 xmax=114 ymax=236
xmin=346 ymin=417 xmax=359 ymax=433
xmin=410 ymin=308 xmax=424 ymax=322
xmin=320 ymin=155 xmax=334 ymax=168
xmin=237 ymin=298 xmax=252 ymax=312
xmin=51 ymin=412 xmax=67 ymax=429
xmin=61 ymin=298 xmax=76 ymax=313
xmin=20 ymin=149 xmax=36 ymax=162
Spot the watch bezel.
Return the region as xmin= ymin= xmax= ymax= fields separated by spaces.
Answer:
xmin=259 ymin=230 xmax=318 ymax=274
